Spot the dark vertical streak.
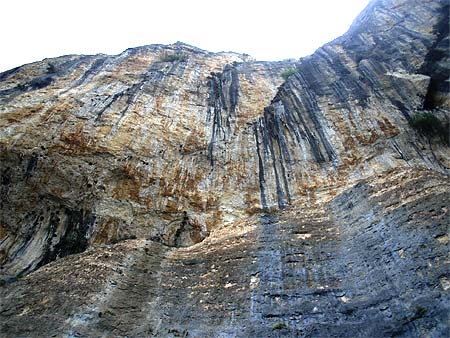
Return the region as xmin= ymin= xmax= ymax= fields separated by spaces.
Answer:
xmin=254 ymin=124 xmax=268 ymax=210
xmin=206 ymin=64 xmax=240 ymax=167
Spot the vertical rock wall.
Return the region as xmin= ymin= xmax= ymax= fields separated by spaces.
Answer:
xmin=0 ymin=0 xmax=449 ymax=336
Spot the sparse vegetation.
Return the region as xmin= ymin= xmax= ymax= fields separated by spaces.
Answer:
xmin=281 ymin=68 xmax=297 ymax=80
xmin=414 ymin=306 xmax=427 ymax=318
xmin=47 ymin=63 xmax=56 ymax=74
xmin=272 ymin=322 xmax=288 ymax=331
xmin=410 ymin=111 xmax=449 ymax=145
xmin=158 ymin=52 xmax=188 ymax=63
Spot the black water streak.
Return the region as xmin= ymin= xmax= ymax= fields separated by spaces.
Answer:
xmin=206 ymin=64 xmax=240 ymax=166
xmin=254 ymin=123 xmax=268 ymax=210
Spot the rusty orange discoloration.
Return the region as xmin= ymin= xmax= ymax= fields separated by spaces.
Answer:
xmin=112 ymin=178 xmax=141 ymax=202
xmin=244 ymin=187 xmax=263 ymax=215
xmin=378 ymin=117 xmax=400 ymax=137
xmin=182 ymin=131 xmax=207 ymax=155
xmin=0 ymin=104 xmax=45 ymax=126
xmin=91 ymin=219 xmax=120 ymax=244
xmin=114 ymin=54 xmax=156 ymax=78
xmin=165 ymin=198 xmax=180 ymax=213
xmin=155 ymin=95 xmax=163 ymax=113
xmin=188 ymin=218 xmax=205 ymax=244
xmin=205 ymin=209 xmax=224 ymax=231
xmin=355 ymin=130 xmax=379 ymax=145
xmin=0 ymin=224 xmax=8 ymax=242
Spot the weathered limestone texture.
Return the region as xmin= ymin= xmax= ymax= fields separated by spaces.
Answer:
xmin=0 ymin=0 xmax=449 ymax=337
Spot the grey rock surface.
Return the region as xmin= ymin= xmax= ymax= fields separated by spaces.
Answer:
xmin=0 ymin=0 xmax=449 ymax=337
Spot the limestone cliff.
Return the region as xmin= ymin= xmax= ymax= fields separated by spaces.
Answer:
xmin=0 ymin=0 xmax=449 ymax=337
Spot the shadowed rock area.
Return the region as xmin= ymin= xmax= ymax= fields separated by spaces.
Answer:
xmin=1 ymin=169 xmax=448 ymax=337
xmin=0 ymin=0 xmax=449 ymax=337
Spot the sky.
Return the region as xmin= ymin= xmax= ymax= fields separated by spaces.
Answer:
xmin=0 ymin=0 xmax=370 ymax=72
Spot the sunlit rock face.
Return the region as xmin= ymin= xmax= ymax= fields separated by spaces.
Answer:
xmin=0 ymin=45 xmax=296 ymax=277
xmin=0 ymin=0 xmax=449 ymax=337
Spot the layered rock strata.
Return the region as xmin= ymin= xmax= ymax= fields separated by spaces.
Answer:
xmin=0 ymin=0 xmax=449 ymax=336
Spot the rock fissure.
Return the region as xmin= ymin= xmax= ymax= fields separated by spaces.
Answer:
xmin=0 ymin=0 xmax=449 ymax=336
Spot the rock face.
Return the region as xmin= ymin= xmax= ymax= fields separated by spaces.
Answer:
xmin=2 ymin=168 xmax=448 ymax=338
xmin=0 ymin=0 xmax=449 ymax=337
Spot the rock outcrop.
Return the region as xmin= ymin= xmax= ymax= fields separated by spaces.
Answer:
xmin=0 ymin=0 xmax=449 ymax=337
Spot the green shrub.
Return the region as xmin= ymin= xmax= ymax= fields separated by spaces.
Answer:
xmin=158 ymin=52 xmax=188 ymax=63
xmin=410 ymin=112 xmax=448 ymax=144
xmin=281 ymin=68 xmax=297 ymax=80
xmin=272 ymin=322 xmax=288 ymax=330
xmin=414 ymin=306 xmax=427 ymax=318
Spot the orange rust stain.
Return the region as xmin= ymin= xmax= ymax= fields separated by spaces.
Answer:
xmin=121 ymin=162 xmax=142 ymax=179
xmin=378 ymin=117 xmax=400 ymax=137
xmin=110 ymin=162 xmax=152 ymax=202
xmin=355 ymin=130 xmax=379 ymax=145
xmin=206 ymin=195 xmax=219 ymax=209
xmin=155 ymin=96 xmax=163 ymax=113
xmin=156 ymin=164 xmax=212 ymax=212
xmin=42 ymin=98 xmax=77 ymax=122
xmin=340 ymin=155 xmax=362 ymax=168
xmin=187 ymin=191 xmax=207 ymax=211
xmin=0 ymin=104 xmax=44 ymax=125
xmin=112 ymin=178 xmax=141 ymax=202
xmin=165 ymin=199 xmax=180 ymax=213
xmin=205 ymin=209 xmax=224 ymax=231
xmin=158 ymin=177 xmax=170 ymax=198
xmin=182 ymin=131 xmax=207 ymax=154
xmin=343 ymin=136 xmax=356 ymax=151
xmin=182 ymin=91 xmax=190 ymax=103
xmin=188 ymin=218 xmax=205 ymax=244
xmin=114 ymin=54 xmax=154 ymax=76
xmin=57 ymin=122 xmax=99 ymax=154
xmin=0 ymin=224 xmax=8 ymax=241
xmin=244 ymin=188 xmax=262 ymax=215
xmin=48 ymin=186 xmax=65 ymax=200
xmin=91 ymin=219 xmax=120 ymax=244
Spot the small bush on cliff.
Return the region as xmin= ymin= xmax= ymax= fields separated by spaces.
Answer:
xmin=158 ymin=52 xmax=188 ymax=63
xmin=272 ymin=322 xmax=288 ymax=330
xmin=281 ymin=68 xmax=297 ymax=80
xmin=410 ymin=112 xmax=449 ymax=145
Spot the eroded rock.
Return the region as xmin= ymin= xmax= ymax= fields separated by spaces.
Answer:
xmin=0 ymin=0 xmax=449 ymax=336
